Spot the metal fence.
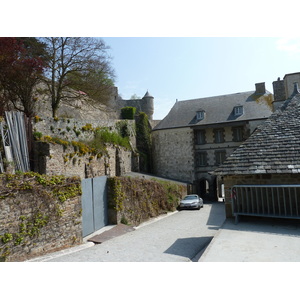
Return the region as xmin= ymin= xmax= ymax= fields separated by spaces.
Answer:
xmin=232 ymin=184 xmax=300 ymax=223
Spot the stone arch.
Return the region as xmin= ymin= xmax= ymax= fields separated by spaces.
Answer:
xmin=196 ymin=174 xmax=218 ymax=201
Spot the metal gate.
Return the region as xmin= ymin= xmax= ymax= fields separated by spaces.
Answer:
xmin=81 ymin=176 xmax=108 ymax=237
xmin=232 ymin=185 xmax=300 ymax=223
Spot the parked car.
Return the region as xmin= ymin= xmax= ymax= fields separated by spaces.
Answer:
xmin=178 ymin=194 xmax=204 ymax=210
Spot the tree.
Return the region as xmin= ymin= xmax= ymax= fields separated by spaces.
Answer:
xmin=130 ymin=94 xmax=140 ymax=99
xmin=65 ymin=58 xmax=115 ymax=105
xmin=40 ymin=37 xmax=115 ymax=118
xmin=0 ymin=37 xmax=45 ymax=117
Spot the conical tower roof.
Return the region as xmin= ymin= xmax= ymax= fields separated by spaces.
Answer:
xmin=143 ymin=91 xmax=153 ymax=98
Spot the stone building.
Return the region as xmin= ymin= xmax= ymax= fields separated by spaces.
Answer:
xmin=116 ymin=91 xmax=154 ymax=120
xmin=214 ymin=82 xmax=300 ymax=221
xmin=272 ymin=72 xmax=300 ymax=110
xmin=152 ymin=83 xmax=274 ymax=201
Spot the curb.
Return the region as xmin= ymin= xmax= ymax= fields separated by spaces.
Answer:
xmin=25 ymin=242 xmax=95 ymax=262
xmin=198 ymin=220 xmax=226 ymax=262
xmin=26 ymin=211 xmax=179 ymax=262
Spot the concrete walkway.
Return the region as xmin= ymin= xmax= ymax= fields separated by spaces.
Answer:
xmin=199 ymin=216 xmax=300 ymax=262
xmin=27 ymin=200 xmax=300 ymax=262
xmin=27 ymin=201 xmax=225 ymax=262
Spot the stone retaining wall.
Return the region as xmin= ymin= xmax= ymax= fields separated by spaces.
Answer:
xmin=34 ymin=142 xmax=134 ymax=179
xmin=108 ymin=176 xmax=187 ymax=226
xmin=33 ymin=117 xmax=136 ymax=148
xmin=0 ymin=174 xmax=82 ymax=262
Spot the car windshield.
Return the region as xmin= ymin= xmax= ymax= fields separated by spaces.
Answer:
xmin=184 ymin=195 xmax=198 ymax=200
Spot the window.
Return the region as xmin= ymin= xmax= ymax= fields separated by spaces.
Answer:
xmin=215 ymin=150 xmax=227 ymax=165
xmin=196 ymin=152 xmax=207 ymax=167
xmin=232 ymin=126 xmax=244 ymax=142
xmin=214 ymin=128 xmax=225 ymax=143
xmin=196 ymin=110 xmax=205 ymax=121
xmin=234 ymin=106 xmax=244 ymax=116
xmin=196 ymin=130 xmax=206 ymax=145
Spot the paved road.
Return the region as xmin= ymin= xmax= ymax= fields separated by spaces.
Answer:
xmin=200 ymin=216 xmax=300 ymax=262
xmin=36 ymin=201 xmax=225 ymax=262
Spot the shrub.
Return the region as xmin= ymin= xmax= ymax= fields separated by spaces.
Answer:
xmin=121 ymin=107 xmax=136 ymax=120
xmin=90 ymin=128 xmax=131 ymax=150
xmin=33 ymin=131 xmax=43 ymax=140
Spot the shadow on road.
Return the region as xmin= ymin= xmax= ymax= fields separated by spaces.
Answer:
xmin=164 ymin=236 xmax=213 ymax=259
xmin=224 ymin=215 xmax=300 ymax=237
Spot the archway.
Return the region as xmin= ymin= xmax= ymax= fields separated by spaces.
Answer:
xmin=197 ymin=175 xmax=218 ymax=201
xmin=199 ymin=178 xmax=210 ymax=199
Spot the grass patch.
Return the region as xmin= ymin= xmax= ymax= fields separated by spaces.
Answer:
xmin=88 ymin=128 xmax=131 ymax=150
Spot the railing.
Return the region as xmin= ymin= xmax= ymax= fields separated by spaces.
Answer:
xmin=231 ymin=185 xmax=300 ymax=223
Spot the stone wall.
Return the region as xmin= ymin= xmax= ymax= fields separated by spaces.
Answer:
xmin=284 ymin=73 xmax=300 ymax=99
xmin=0 ymin=173 xmax=82 ymax=262
xmin=33 ymin=117 xmax=136 ymax=149
xmin=32 ymin=116 xmax=136 ymax=178
xmin=117 ymin=94 xmax=154 ymax=120
xmin=107 ymin=176 xmax=187 ymax=226
xmin=34 ymin=82 xmax=118 ymax=121
xmin=152 ymin=127 xmax=194 ymax=183
xmin=222 ymin=173 xmax=300 ymax=218
xmin=34 ymin=142 xmax=133 ymax=179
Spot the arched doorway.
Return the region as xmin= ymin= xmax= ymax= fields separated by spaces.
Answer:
xmin=197 ymin=175 xmax=218 ymax=201
xmin=199 ymin=178 xmax=210 ymax=199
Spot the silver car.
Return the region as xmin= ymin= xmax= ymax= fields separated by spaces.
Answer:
xmin=179 ymin=194 xmax=204 ymax=210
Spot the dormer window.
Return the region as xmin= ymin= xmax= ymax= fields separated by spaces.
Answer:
xmin=234 ymin=106 xmax=244 ymax=116
xmin=196 ymin=110 xmax=205 ymax=121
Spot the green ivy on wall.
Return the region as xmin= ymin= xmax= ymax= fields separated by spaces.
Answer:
xmin=121 ymin=106 xmax=136 ymax=120
xmin=0 ymin=172 xmax=82 ymax=261
xmin=136 ymin=112 xmax=152 ymax=172
xmin=108 ymin=176 xmax=186 ymax=226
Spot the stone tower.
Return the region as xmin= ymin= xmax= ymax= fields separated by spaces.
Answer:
xmin=117 ymin=90 xmax=154 ymax=120
xmin=141 ymin=91 xmax=154 ymax=120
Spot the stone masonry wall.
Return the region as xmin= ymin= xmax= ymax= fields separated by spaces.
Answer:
xmin=0 ymin=174 xmax=82 ymax=262
xmin=34 ymin=142 xmax=133 ymax=179
xmin=223 ymin=173 xmax=300 ymax=218
xmin=108 ymin=176 xmax=187 ymax=226
xmin=152 ymin=127 xmax=194 ymax=183
xmin=33 ymin=117 xmax=136 ymax=149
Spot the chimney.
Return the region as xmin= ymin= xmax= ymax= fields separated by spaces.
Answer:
xmin=255 ymin=82 xmax=266 ymax=94
xmin=272 ymin=77 xmax=285 ymax=101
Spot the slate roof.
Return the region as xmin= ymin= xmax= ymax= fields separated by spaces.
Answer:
xmin=154 ymin=90 xmax=273 ymax=130
xmin=214 ymin=92 xmax=300 ymax=175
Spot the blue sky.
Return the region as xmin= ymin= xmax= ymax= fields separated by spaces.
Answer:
xmin=102 ymin=37 xmax=300 ymax=120
xmin=3 ymin=1 xmax=300 ymax=121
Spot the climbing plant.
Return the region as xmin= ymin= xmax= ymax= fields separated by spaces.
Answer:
xmin=0 ymin=172 xmax=82 ymax=261
xmin=135 ymin=112 xmax=152 ymax=172
xmin=108 ymin=176 xmax=186 ymax=226
xmin=121 ymin=106 xmax=136 ymax=120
